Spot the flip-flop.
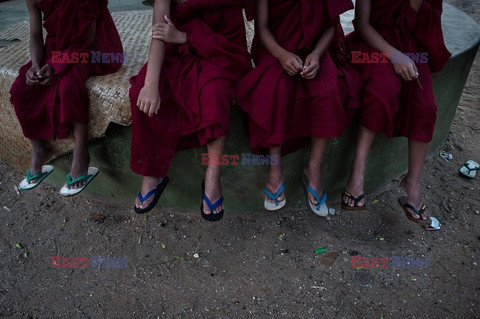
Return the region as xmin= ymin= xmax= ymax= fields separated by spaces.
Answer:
xmin=134 ymin=177 xmax=169 ymax=214
xmin=59 ymin=167 xmax=99 ymax=197
xmin=398 ymin=196 xmax=441 ymax=231
xmin=300 ymin=174 xmax=328 ymax=217
xmin=341 ymin=190 xmax=367 ymax=212
xmin=201 ymin=180 xmax=224 ymax=221
xmin=19 ymin=165 xmax=54 ymax=190
xmin=263 ymin=182 xmax=286 ymax=211
xmin=459 ymin=160 xmax=479 ymax=178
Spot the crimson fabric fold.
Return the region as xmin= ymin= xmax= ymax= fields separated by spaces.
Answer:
xmin=235 ymin=0 xmax=360 ymax=155
xmin=10 ymin=0 xmax=123 ymax=140
xmin=129 ymin=0 xmax=252 ymax=177
xmin=348 ymin=0 xmax=451 ymax=142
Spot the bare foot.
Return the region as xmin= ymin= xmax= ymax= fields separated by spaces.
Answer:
xmin=29 ymin=142 xmax=52 ymax=184
xmin=303 ymin=167 xmax=324 ymax=206
xmin=203 ymin=166 xmax=224 ymax=216
xmin=343 ymin=167 xmax=365 ymax=208
xmin=400 ymin=177 xmax=428 ymax=220
xmin=264 ymin=173 xmax=284 ymax=204
xmin=66 ymin=146 xmax=90 ymax=190
xmin=135 ymin=176 xmax=162 ymax=209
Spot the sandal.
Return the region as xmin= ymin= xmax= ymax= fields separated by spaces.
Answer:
xmin=19 ymin=165 xmax=54 ymax=190
xmin=398 ymin=196 xmax=441 ymax=231
xmin=201 ymin=180 xmax=224 ymax=221
xmin=459 ymin=160 xmax=479 ymax=178
xmin=59 ymin=167 xmax=99 ymax=197
xmin=134 ymin=177 xmax=169 ymax=214
xmin=300 ymin=174 xmax=328 ymax=217
xmin=341 ymin=191 xmax=367 ymax=212
xmin=263 ymin=183 xmax=286 ymax=211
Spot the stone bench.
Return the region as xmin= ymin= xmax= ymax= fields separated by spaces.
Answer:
xmin=0 ymin=5 xmax=478 ymax=212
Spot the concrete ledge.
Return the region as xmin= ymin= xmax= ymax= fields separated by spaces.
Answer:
xmin=5 ymin=4 xmax=480 ymax=212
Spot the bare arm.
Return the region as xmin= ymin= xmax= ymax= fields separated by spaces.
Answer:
xmin=410 ymin=0 xmax=423 ymax=12
xmin=355 ymin=0 xmax=418 ymax=81
xmin=25 ymin=0 xmax=44 ymax=85
xmin=255 ymin=0 xmax=302 ymax=76
xmin=145 ymin=0 xmax=170 ymax=88
xmin=137 ymin=0 xmax=171 ymax=117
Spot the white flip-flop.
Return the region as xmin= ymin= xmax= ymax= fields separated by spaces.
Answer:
xmin=19 ymin=165 xmax=54 ymax=190
xmin=459 ymin=160 xmax=479 ymax=178
xmin=59 ymin=167 xmax=99 ymax=197
xmin=264 ymin=183 xmax=286 ymax=211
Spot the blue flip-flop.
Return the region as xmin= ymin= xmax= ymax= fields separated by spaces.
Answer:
xmin=201 ymin=180 xmax=224 ymax=221
xmin=134 ymin=177 xmax=169 ymax=214
xmin=263 ymin=183 xmax=286 ymax=211
xmin=301 ymin=174 xmax=328 ymax=217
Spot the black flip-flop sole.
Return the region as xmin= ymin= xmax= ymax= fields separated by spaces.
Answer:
xmin=397 ymin=197 xmax=438 ymax=231
xmin=340 ymin=191 xmax=367 ymax=212
xmin=134 ymin=177 xmax=169 ymax=214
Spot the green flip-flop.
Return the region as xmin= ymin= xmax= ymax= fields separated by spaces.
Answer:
xmin=19 ymin=165 xmax=54 ymax=190
xmin=59 ymin=167 xmax=99 ymax=197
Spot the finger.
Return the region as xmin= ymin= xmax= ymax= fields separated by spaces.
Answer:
xmin=37 ymin=64 xmax=49 ymax=78
xmin=137 ymin=98 xmax=143 ymax=110
xmin=301 ymin=63 xmax=316 ymax=75
xmin=302 ymin=67 xmax=318 ymax=79
xmin=164 ymin=15 xmax=174 ymax=26
xmin=407 ymin=64 xmax=417 ymax=80
xmin=155 ymin=100 xmax=161 ymax=115
xmin=294 ymin=55 xmax=304 ymax=70
xmin=148 ymin=103 xmax=156 ymax=118
xmin=412 ymin=63 xmax=419 ymax=76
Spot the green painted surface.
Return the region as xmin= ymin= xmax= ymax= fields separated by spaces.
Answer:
xmin=48 ymin=43 xmax=480 ymax=212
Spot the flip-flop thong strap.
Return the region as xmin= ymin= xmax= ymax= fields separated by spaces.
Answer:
xmin=203 ymin=193 xmax=224 ymax=211
xmin=402 ymin=202 xmax=426 ymax=217
xmin=66 ymin=173 xmax=92 ymax=188
xmin=344 ymin=191 xmax=365 ymax=204
xmin=264 ymin=184 xmax=285 ymax=206
xmin=464 ymin=163 xmax=480 ymax=173
xmin=26 ymin=169 xmax=47 ymax=184
xmin=306 ymin=185 xmax=327 ymax=209
xmin=138 ymin=187 xmax=159 ymax=204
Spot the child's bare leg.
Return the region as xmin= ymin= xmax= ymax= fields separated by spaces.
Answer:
xmin=343 ymin=126 xmax=376 ymax=207
xmin=29 ymin=139 xmax=52 ymax=182
xmin=400 ymin=139 xmax=429 ymax=220
xmin=68 ymin=122 xmax=90 ymax=189
xmin=265 ymin=146 xmax=284 ymax=203
xmin=304 ymin=137 xmax=328 ymax=205
xmin=203 ymin=136 xmax=226 ymax=215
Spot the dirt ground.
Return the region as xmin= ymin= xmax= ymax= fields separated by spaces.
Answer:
xmin=1 ymin=1 xmax=479 ymax=318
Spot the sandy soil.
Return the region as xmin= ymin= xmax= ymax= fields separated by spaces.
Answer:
xmin=0 ymin=1 xmax=479 ymax=318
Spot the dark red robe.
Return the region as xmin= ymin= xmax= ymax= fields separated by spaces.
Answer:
xmin=10 ymin=0 xmax=123 ymax=140
xmin=348 ymin=0 xmax=451 ymax=142
xmin=235 ymin=0 xmax=359 ymax=155
xmin=129 ymin=0 xmax=252 ymax=177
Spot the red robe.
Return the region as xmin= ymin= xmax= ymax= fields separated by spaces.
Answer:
xmin=10 ymin=0 xmax=123 ymax=140
xmin=348 ymin=0 xmax=451 ymax=142
xmin=235 ymin=0 xmax=359 ymax=155
xmin=129 ymin=0 xmax=252 ymax=177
